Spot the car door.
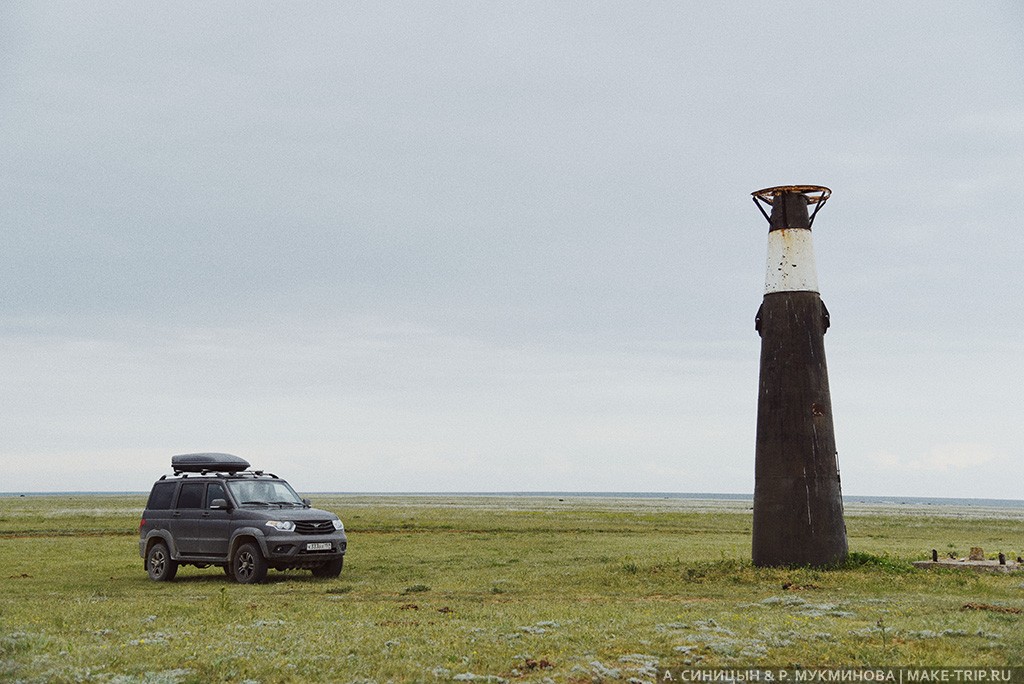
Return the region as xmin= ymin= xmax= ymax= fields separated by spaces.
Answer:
xmin=172 ymin=481 xmax=206 ymax=555
xmin=196 ymin=481 xmax=232 ymax=557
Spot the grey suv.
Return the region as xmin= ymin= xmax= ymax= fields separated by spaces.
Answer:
xmin=139 ymin=453 xmax=347 ymax=584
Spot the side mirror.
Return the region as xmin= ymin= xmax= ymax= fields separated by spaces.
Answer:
xmin=210 ymin=498 xmax=228 ymax=510
xmin=302 ymin=498 xmax=312 ymax=507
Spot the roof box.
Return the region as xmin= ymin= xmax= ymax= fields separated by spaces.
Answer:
xmin=172 ymin=452 xmax=250 ymax=474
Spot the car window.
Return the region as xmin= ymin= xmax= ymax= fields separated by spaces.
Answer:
xmin=206 ymin=482 xmax=226 ymax=508
xmin=226 ymin=479 xmax=303 ymax=505
xmin=176 ymin=482 xmax=205 ymax=509
xmin=147 ymin=482 xmax=177 ymax=510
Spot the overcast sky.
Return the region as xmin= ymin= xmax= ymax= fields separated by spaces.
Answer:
xmin=2 ymin=3 xmax=1022 ymax=497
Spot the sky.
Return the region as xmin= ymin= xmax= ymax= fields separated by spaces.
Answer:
xmin=2 ymin=3 xmax=1023 ymax=497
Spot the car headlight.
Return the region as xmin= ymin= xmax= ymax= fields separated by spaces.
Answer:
xmin=332 ymin=519 xmax=344 ymax=531
xmin=265 ymin=520 xmax=296 ymax=532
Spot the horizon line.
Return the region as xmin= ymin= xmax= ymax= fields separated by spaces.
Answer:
xmin=3 ymin=490 xmax=1024 ymax=505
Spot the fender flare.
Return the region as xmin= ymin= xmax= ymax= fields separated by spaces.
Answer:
xmin=142 ymin=531 xmax=178 ymax=560
xmin=228 ymin=528 xmax=269 ymax=559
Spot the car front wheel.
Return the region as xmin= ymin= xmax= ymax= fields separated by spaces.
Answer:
xmin=233 ymin=542 xmax=268 ymax=584
xmin=147 ymin=542 xmax=178 ymax=582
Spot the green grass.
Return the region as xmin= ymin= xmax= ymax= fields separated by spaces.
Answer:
xmin=2 ymin=494 xmax=1023 ymax=682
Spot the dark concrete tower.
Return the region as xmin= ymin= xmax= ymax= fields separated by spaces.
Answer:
xmin=751 ymin=185 xmax=847 ymax=568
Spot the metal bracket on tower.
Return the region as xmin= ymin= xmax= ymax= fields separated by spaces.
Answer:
xmin=751 ymin=185 xmax=831 ymax=229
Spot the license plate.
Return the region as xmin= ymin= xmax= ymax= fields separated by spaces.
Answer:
xmin=306 ymin=542 xmax=332 ymax=551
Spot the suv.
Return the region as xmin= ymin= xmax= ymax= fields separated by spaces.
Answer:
xmin=139 ymin=453 xmax=347 ymax=584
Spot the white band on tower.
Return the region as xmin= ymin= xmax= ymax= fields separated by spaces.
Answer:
xmin=764 ymin=228 xmax=819 ymax=294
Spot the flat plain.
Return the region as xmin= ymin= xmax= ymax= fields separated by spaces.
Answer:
xmin=2 ymin=494 xmax=1023 ymax=683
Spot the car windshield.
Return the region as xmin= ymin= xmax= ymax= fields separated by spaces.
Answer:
xmin=227 ymin=479 xmax=304 ymax=506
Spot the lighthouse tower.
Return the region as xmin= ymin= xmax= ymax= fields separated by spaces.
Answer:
xmin=751 ymin=185 xmax=848 ymax=568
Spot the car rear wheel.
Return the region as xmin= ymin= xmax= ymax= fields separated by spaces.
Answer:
xmin=233 ymin=543 xmax=268 ymax=584
xmin=311 ymin=557 xmax=344 ymax=578
xmin=147 ymin=542 xmax=178 ymax=582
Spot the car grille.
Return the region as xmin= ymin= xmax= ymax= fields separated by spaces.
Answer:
xmin=294 ymin=520 xmax=336 ymax=535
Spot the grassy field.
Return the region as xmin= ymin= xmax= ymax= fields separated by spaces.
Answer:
xmin=2 ymin=494 xmax=1023 ymax=683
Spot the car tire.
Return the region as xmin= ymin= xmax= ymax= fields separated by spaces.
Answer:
xmin=147 ymin=542 xmax=178 ymax=582
xmin=221 ymin=564 xmax=234 ymax=580
xmin=233 ymin=543 xmax=268 ymax=584
xmin=311 ymin=557 xmax=344 ymax=578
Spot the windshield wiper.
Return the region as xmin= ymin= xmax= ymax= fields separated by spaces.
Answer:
xmin=272 ymin=500 xmax=303 ymax=507
xmin=241 ymin=500 xmax=271 ymax=506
